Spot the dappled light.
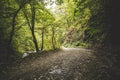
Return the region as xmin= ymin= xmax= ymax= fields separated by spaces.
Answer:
xmin=0 ymin=0 xmax=120 ymax=80
xmin=6 ymin=48 xmax=94 ymax=80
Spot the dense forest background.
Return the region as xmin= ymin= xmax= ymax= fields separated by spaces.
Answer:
xmin=0 ymin=0 xmax=120 ymax=80
xmin=0 ymin=0 xmax=120 ymax=62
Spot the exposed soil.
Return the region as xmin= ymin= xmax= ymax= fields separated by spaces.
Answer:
xmin=0 ymin=47 xmax=120 ymax=80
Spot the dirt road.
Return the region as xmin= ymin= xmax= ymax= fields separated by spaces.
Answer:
xmin=2 ymin=48 xmax=119 ymax=80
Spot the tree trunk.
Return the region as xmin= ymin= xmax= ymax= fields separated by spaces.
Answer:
xmin=52 ymin=28 xmax=55 ymax=50
xmin=41 ymin=28 xmax=44 ymax=50
xmin=9 ymin=1 xmax=28 ymax=46
xmin=66 ymin=19 xmax=70 ymax=30
xmin=8 ymin=1 xmax=28 ymax=59
xmin=23 ymin=5 xmax=39 ymax=52
xmin=31 ymin=5 xmax=39 ymax=52
xmin=9 ymin=7 xmax=21 ymax=47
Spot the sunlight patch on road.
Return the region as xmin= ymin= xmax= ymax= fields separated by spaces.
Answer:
xmin=61 ymin=46 xmax=83 ymax=51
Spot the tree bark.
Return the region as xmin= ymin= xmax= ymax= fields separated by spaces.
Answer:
xmin=31 ymin=5 xmax=39 ymax=52
xmin=41 ymin=28 xmax=44 ymax=50
xmin=52 ymin=28 xmax=55 ymax=50
xmin=8 ymin=1 xmax=29 ymax=58
xmin=9 ymin=6 xmax=22 ymax=46
xmin=23 ymin=5 xmax=39 ymax=52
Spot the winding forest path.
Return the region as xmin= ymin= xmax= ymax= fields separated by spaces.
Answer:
xmin=2 ymin=48 xmax=120 ymax=80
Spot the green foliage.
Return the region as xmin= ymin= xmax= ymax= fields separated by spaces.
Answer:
xmin=83 ymin=0 xmax=110 ymax=46
xmin=62 ymin=0 xmax=110 ymax=48
xmin=0 ymin=0 xmax=112 ymax=58
xmin=10 ymin=0 xmax=63 ymax=53
xmin=0 ymin=0 xmax=17 ymax=60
